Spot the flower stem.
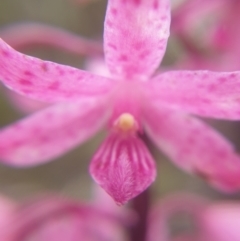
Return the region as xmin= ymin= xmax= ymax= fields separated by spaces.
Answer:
xmin=129 ymin=188 xmax=150 ymax=241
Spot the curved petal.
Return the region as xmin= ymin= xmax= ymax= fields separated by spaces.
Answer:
xmin=149 ymin=71 xmax=240 ymax=119
xmin=0 ymin=98 xmax=110 ymax=166
xmin=9 ymin=196 xmax=126 ymax=241
xmin=143 ymin=105 xmax=240 ymax=192
xmin=202 ymin=203 xmax=240 ymax=241
xmin=0 ymin=23 xmax=103 ymax=56
xmin=90 ymin=133 xmax=156 ymax=205
xmin=0 ymin=38 xmax=114 ymax=102
xmin=172 ymin=0 xmax=225 ymax=36
xmin=104 ymin=0 xmax=171 ymax=79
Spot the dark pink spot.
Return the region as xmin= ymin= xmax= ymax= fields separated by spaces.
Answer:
xmin=218 ymin=77 xmax=227 ymax=83
xmin=106 ymin=20 xmax=113 ymax=28
xmin=1 ymin=50 xmax=10 ymax=57
xmin=39 ymin=135 xmax=51 ymax=143
xmin=132 ymin=0 xmax=141 ymax=5
xmin=107 ymin=43 xmax=117 ymax=50
xmin=201 ymin=73 xmax=209 ymax=80
xmin=119 ymin=54 xmax=128 ymax=61
xmin=160 ymin=15 xmax=168 ymax=21
xmin=202 ymin=98 xmax=211 ymax=104
xmin=57 ymin=68 xmax=65 ymax=75
xmin=133 ymin=42 xmax=144 ymax=50
xmin=229 ymin=73 xmax=236 ymax=79
xmin=19 ymin=79 xmax=32 ymax=86
xmin=138 ymin=50 xmax=150 ymax=59
xmin=12 ymin=140 xmax=25 ymax=148
xmin=24 ymin=70 xmax=34 ymax=76
xmin=45 ymin=112 xmax=54 ymax=119
xmin=111 ymin=8 xmax=118 ymax=15
xmin=153 ymin=0 xmax=159 ymax=9
xmin=48 ymin=81 xmax=60 ymax=90
xmin=208 ymin=84 xmax=217 ymax=92
xmin=41 ymin=63 xmax=48 ymax=72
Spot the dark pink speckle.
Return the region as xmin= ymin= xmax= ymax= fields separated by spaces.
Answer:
xmin=1 ymin=49 xmax=10 ymax=57
xmin=132 ymin=0 xmax=141 ymax=5
xmin=24 ymin=70 xmax=34 ymax=76
xmin=106 ymin=20 xmax=113 ymax=28
xmin=153 ymin=0 xmax=159 ymax=9
xmin=48 ymin=81 xmax=60 ymax=90
xmin=208 ymin=84 xmax=217 ymax=92
xmin=19 ymin=79 xmax=32 ymax=86
xmin=41 ymin=63 xmax=48 ymax=72
xmin=218 ymin=77 xmax=227 ymax=83
xmin=119 ymin=54 xmax=128 ymax=61
xmin=111 ymin=8 xmax=118 ymax=15
xmin=107 ymin=43 xmax=117 ymax=50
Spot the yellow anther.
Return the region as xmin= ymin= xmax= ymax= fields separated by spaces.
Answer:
xmin=115 ymin=113 xmax=136 ymax=132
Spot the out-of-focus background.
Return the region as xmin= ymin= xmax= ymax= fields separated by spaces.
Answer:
xmin=0 ymin=0 xmax=240 ymax=203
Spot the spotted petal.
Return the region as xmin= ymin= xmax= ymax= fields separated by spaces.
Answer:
xmin=144 ymin=105 xmax=240 ymax=192
xmin=104 ymin=0 xmax=171 ymax=79
xmin=0 ymin=98 xmax=110 ymax=166
xmin=0 ymin=38 xmax=114 ymax=102
xmin=149 ymin=71 xmax=240 ymax=119
xmin=90 ymin=133 xmax=156 ymax=205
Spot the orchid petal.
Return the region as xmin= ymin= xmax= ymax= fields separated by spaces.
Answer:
xmin=10 ymin=197 xmax=117 ymax=241
xmin=172 ymin=0 xmax=225 ymax=36
xmin=0 ymin=23 xmax=103 ymax=57
xmin=90 ymin=133 xmax=156 ymax=205
xmin=0 ymin=98 xmax=110 ymax=166
xmin=149 ymin=71 xmax=240 ymax=119
xmin=104 ymin=0 xmax=171 ymax=79
xmin=144 ymin=106 xmax=240 ymax=192
xmin=203 ymin=203 xmax=240 ymax=241
xmin=0 ymin=38 xmax=114 ymax=102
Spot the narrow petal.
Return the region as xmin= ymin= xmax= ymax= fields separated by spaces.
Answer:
xmin=149 ymin=71 xmax=240 ymax=119
xmin=0 ymin=38 xmax=114 ymax=102
xmin=0 ymin=23 xmax=103 ymax=56
xmin=90 ymin=133 xmax=156 ymax=205
xmin=104 ymin=0 xmax=170 ymax=79
xmin=143 ymin=105 xmax=240 ymax=192
xmin=0 ymin=98 xmax=110 ymax=166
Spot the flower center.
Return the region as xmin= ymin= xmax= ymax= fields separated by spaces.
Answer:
xmin=114 ymin=113 xmax=138 ymax=133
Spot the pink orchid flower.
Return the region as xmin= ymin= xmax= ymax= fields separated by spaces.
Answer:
xmin=147 ymin=193 xmax=240 ymax=241
xmin=172 ymin=0 xmax=240 ymax=71
xmin=0 ymin=194 xmax=128 ymax=241
xmin=1 ymin=0 xmax=240 ymax=204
